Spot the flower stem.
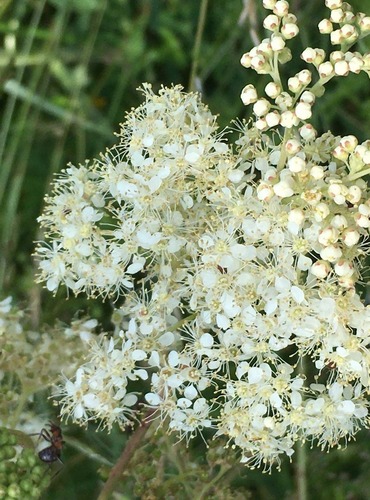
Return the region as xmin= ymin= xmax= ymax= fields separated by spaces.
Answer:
xmin=97 ymin=408 xmax=156 ymax=500
xmin=188 ymin=0 xmax=209 ymax=92
xmin=295 ymin=442 xmax=308 ymax=500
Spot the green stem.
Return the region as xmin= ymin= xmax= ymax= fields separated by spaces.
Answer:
xmin=97 ymin=408 xmax=156 ymax=500
xmin=346 ymin=166 xmax=370 ymax=181
xmin=296 ymin=442 xmax=308 ymax=500
xmin=195 ymin=464 xmax=233 ymax=500
xmin=188 ymin=0 xmax=209 ymax=92
xmin=295 ymin=356 xmax=308 ymax=500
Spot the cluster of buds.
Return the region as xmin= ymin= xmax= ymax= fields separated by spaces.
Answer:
xmin=0 ymin=429 xmax=50 ymax=499
xmin=319 ymin=0 xmax=370 ymax=47
xmin=240 ymin=0 xmax=370 ymax=131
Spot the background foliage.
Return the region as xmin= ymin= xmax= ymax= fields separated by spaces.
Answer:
xmin=1 ymin=0 xmax=370 ymax=498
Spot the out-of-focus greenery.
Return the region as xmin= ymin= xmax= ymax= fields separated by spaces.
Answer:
xmin=1 ymin=0 xmax=370 ymax=499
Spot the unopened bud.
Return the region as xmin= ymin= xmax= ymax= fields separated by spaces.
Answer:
xmin=310 ymin=165 xmax=324 ymax=179
xmin=334 ymin=60 xmax=349 ymax=76
xmin=285 ymin=139 xmax=301 ymax=154
xmin=253 ymin=98 xmax=270 ymax=116
xmin=271 ymin=35 xmax=286 ymax=51
xmin=280 ymin=110 xmax=299 ymax=128
xmin=241 ymin=84 xmax=258 ymax=105
xmin=330 ymin=8 xmax=345 ymax=23
xmin=325 ymin=0 xmax=342 ymax=9
xmin=342 ymin=227 xmax=360 ymax=246
xmin=318 ymin=226 xmax=339 ymax=246
xmin=264 ymin=14 xmax=280 ymax=30
xmin=299 ymin=124 xmax=317 ymax=141
xmin=318 ymin=19 xmax=333 ymax=34
xmin=288 ymin=156 xmax=306 ymax=173
xmin=300 ymin=91 xmax=316 ymax=105
xmin=334 ymin=260 xmax=354 ymax=277
xmin=265 ymin=111 xmax=281 ymax=127
xmin=295 ymin=102 xmax=312 ymax=120
xmin=319 ymin=61 xmax=335 ymax=78
xmin=273 ymin=0 xmax=289 ymax=17
xmin=347 ymin=185 xmax=362 ymax=204
xmin=320 ymin=245 xmax=342 ymax=262
xmin=311 ymin=260 xmax=331 ymax=278
xmin=281 ymin=23 xmax=299 ymax=39
xmin=265 ymin=82 xmax=281 ymax=98
xmin=340 ymin=135 xmax=358 ymax=152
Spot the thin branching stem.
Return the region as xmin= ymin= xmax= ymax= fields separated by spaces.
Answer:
xmin=97 ymin=408 xmax=156 ymax=500
xmin=188 ymin=0 xmax=209 ymax=92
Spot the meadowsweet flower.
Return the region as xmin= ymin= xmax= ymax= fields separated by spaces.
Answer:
xmin=36 ymin=0 xmax=370 ymax=473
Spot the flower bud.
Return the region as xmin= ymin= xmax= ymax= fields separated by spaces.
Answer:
xmin=288 ymin=156 xmax=306 ymax=173
xmin=330 ymin=50 xmax=344 ymax=62
xmin=338 ymin=275 xmax=355 ymax=289
xmin=285 ymin=139 xmax=301 ymax=155
xmin=332 ymin=145 xmax=348 ymax=161
xmin=311 ymin=260 xmax=331 ymax=278
xmin=341 ymin=24 xmax=358 ymax=41
xmin=310 ymin=165 xmax=324 ymax=179
xmin=253 ymin=98 xmax=271 ymax=116
xmin=264 ymin=14 xmax=280 ymax=30
xmin=280 ymin=110 xmax=299 ymax=128
xmin=288 ymin=76 xmax=302 ymax=93
xmin=241 ymin=84 xmax=258 ymax=105
xmin=318 ymin=19 xmax=333 ymax=34
xmin=265 ymin=82 xmax=281 ymax=98
xmin=281 ymin=23 xmax=299 ymax=39
xmin=330 ymin=29 xmax=343 ymax=44
xmin=271 ymin=35 xmax=286 ymax=51
xmin=299 ymin=124 xmax=317 ymax=141
xmin=273 ymin=0 xmax=289 ymax=17
xmin=295 ymin=102 xmax=312 ymax=120
xmin=288 ymin=208 xmax=305 ymax=226
xmin=318 ymin=61 xmax=335 ymax=78
xmin=358 ymin=16 xmax=370 ymax=32
xmin=251 ymin=54 xmax=270 ymax=73
xmin=301 ymin=47 xmax=317 ymax=63
xmin=263 ymin=0 xmax=277 ymax=9
xmin=334 ymin=260 xmax=354 ymax=277
xmin=342 ymin=227 xmax=360 ymax=246
xmin=273 ymin=179 xmax=294 ymax=198
xmin=340 ymin=135 xmax=358 ymax=152
xmin=318 ymin=226 xmax=339 ymax=246
xmin=275 ymin=92 xmax=293 ymax=110
xmin=320 ymin=245 xmax=342 ymax=262
xmin=334 ymin=60 xmax=349 ymax=76
xmin=265 ymin=111 xmax=281 ymax=127
xmin=348 ymin=55 xmax=363 ymax=73
xmin=297 ymin=69 xmax=312 ymax=85
xmin=325 ymin=0 xmax=342 ymax=9
xmin=355 ymin=213 xmax=370 ymax=228
xmin=255 ymin=117 xmax=268 ymax=130
xmin=240 ymin=52 xmax=252 ymax=68
xmin=330 ymin=8 xmax=345 ymax=23
xmin=300 ymin=91 xmax=315 ymax=104
xmin=347 ymin=185 xmax=362 ymax=204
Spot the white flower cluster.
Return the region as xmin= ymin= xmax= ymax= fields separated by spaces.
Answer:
xmin=37 ymin=1 xmax=370 ymax=471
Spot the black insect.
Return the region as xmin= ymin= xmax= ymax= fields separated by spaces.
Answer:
xmin=33 ymin=421 xmax=64 ymax=464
